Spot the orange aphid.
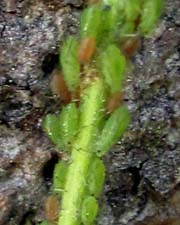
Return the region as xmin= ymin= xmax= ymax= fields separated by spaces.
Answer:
xmin=45 ymin=195 xmax=59 ymax=224
xmin=106 ymin=92 xmax=124 ymax=114
xmin=51 ymin=69 xmax=71 ymax=104
xmin=79 ymin=37 xmax=96 ymax=64
xmin=123 ymin=36 xmax=141 ymax=58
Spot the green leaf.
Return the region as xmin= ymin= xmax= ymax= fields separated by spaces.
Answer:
xmin=53 ymin=161 xmax=68 ymax=194
xmin=100 ymin=44 xmax=126 ymax=94
xmin=60 ymin=37 xmax=80 ymax=91
xmin=44 ymin=114 xmax=63 ymax=149
xmin=139 ymin=0 xmax=164 ymax=35
xmin=80 ymin=5 xmax=102 ymax=39
xmin=96 ymin=105 xmax=130 ymax=156
xmin=59 ymin=103 xmax=79 ymax=151
xmin=88 ymin=157 xmax=106 ymax=198
xmin=81 ymin=196 xmax=99 ymax=225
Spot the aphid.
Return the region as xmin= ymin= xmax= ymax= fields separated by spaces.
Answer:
xmin=100 ymin=44 xmax=126 ymax=94
xmin=139 ymin=0 xmax=164 ymax=35
xmin=123 ymin=36 xmax=141 ymax=57
xmin=45 ymin=195 xmax=59 ymax=224
xmin=53 ymin=161 xmax=68 ymax=193
xmin=44 ymin=114 xmax=64 ymax=149
xmin=88 ymin=157 xmax=105 ymax=198
xmin=59 ymin=103 xmax=79 ymax=150
xmin=60 ymin=37 xmax=80 ymax=92
xmin=79 ymin=37 xmax=96 ymax=64
xmin=81 ymin=196 xmax=99 ymax=225
xmin=51 ymin=69 xmax=71 ymax=104
xmin=106 ymin=92 xmax=124 ymax=114
xmin=96 ymin=105 xmax=130 ymax=156
xmin=80 ymin=5 xmax=102 ymax=40
xmin=122 ymin=0 xmax=141 ymax=22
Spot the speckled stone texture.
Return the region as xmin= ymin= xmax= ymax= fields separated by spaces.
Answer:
xmin=0 ymin=0 xmax=180 ymax=225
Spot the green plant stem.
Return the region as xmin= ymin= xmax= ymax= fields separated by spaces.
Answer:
xmin=58 ymin=78 xmax=105 ymax=225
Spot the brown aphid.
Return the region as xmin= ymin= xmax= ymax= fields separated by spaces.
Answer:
xmin=123 ymin=36 xmax=141 ymax=58
xmin=106 ymin=92 xmax=124 ymax=114
xmin=79 ymin=37 xmax=96 ymax=64
xmin=45 ymin=195 xmax=59 ymax=224
xmin=51 ymin=69 xmax=71 ymax=104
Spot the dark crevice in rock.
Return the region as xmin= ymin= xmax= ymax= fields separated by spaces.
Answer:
xmin=41 ymin=53 xmax=59 ymax=75
xmin=41 ymin=152 xmax=59 ymax=186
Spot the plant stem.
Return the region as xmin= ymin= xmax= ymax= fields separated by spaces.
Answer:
xmin=58 ymin=78 xmax=105 ymax=225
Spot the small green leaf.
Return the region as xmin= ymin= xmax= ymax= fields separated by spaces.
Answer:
xmin=80 ymin=5 xmax=102 ymax=39
xmin=53 ymin=161 xmax=68 ymax=194
xmin=81 ymin=196 xmax=99 ymax=225
xmin=96 ymin=105 xmax=130 ymax=156
xmin=100 ymin=44 xmax=126 ymax=94
xmin=44 ymin=114 xmax=63 ymax=149
xmin=60 ymin=37 xmax=80 ymax=91
xmin=59 ymin=103 xmax=79 ymax=151
xmin=88 ymin=157 xmax=105 ymax=198
xmin=139 ymin=0 xmax=164 ymax=35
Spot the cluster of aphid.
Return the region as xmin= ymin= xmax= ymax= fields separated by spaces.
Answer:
xmin=43 ymin=0 xmax=164 ymax=225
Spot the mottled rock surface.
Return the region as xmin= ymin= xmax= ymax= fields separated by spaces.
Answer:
xmin=0 ymin=0 xmax=180 ymax=225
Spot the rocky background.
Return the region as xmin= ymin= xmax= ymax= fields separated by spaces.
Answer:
xmin=0 ymin=0 xmax=180 ymax=224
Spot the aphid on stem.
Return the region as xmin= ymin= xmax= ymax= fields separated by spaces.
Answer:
xmin=123 ymin=36 xmax=141 ymax=58
xmin=51 ymin=69 xmax=72 ymax=104
xmin=106 ymin=92 xmax=124 ymax=114
xmin=45 ymin=195 xmax=59 ymax=224
xmin=79 ymin=37 xmax=96 ymax=64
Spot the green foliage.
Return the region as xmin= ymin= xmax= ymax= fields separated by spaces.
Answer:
xmin=100 ymin=44 xmax=126 ymax=94
xmin=81 ymin=196 xmax=98 ymax=225
xmin=59 ymin=103 xmax=79 ymax=151
xmin=53 ymin=161 xmax=68 ymax=193
xmin=88 ymin=157 xmax=105 ymax=198
xmin=80 ymin=5 xmax=102 ymax=39
xmin=139 ymin=0 xmax=164 ymax=35
xmin=60 ymin=37 xmax=80 ymax=91
xmin=96 ymin=106 xmax=131 ymax=156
